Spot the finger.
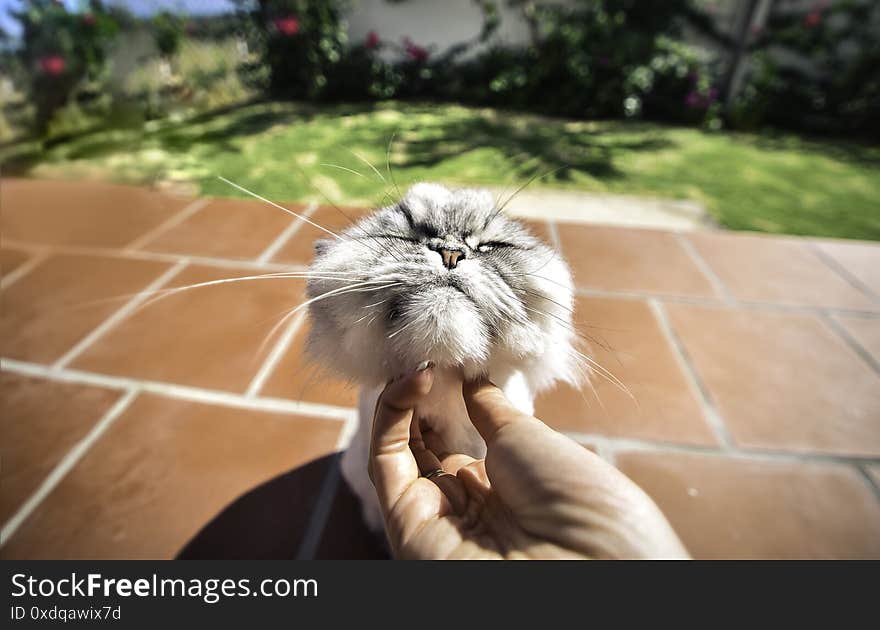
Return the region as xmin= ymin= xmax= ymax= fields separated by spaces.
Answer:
xmin=457 ymin=459 xmax=490 ymax=498
xmin=409 ymin=420 xmax=468 ymax=513
xmin=369 ymin=364 xmax=434 ymax=513
xmin=408 ymin=417 xmax=444 ymax=476
xmin=462 ymin=377 xmax=532 ymax=443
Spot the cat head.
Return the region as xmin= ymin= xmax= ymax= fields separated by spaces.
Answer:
xmin=306 ymin=183 xmax=578 ymax=390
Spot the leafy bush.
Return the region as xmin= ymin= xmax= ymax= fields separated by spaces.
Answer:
xmin=731 ymin=0 xmax=879 ymax=138
xmin=152 ymin=11 xmax=184 ymax=58
xmin=244 ymin=0 xmax=349 ymax=99
xmin=12 ymin=0 xmax=118 ymax=134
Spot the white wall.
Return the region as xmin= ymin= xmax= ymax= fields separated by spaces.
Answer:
xmin=345 ymin=0 xmax=567 ymax=56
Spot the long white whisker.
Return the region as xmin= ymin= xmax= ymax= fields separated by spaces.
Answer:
xmin=349 ymin=149 xmax=386 ymax=183
xmin=137 ymin=272 xmax=366 ymax=311
xmin=569 ymin=346 xmax=634 ymax=400
xmin=320 ymin=163 xmax=367 ymax=179
xmin=257 ymin=281 xmax=402 ymax=355
xmin=217 ymin=175 xmax=343 ymax=240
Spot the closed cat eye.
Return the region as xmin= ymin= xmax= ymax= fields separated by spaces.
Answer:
xmin=477 ymin=241 xmax=514 ymax=251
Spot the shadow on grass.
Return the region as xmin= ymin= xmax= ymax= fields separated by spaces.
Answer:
xmin=1 ymin=100 xmax=678 ymax=188
xmin=730 ymin=129 xmax=880 ymax=169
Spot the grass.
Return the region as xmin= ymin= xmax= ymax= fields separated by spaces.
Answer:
xmin=2 ymin=100 xmax=879 ymax=240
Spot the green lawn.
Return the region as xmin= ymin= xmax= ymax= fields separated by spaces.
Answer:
xmin=3 ymin=100 xmax=879 ymax=240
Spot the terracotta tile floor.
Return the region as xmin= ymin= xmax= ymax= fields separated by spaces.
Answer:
xmin=2 ymin=178 xmax=879 ymax=559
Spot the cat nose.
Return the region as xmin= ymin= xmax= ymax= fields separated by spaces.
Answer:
xmin=438 ymin=248 xmax=464 ymax=269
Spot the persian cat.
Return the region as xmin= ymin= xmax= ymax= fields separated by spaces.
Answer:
xmin=306 ymin=183 xmax=579 ymax=530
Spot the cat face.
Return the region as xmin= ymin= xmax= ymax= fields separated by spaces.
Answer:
xmin=306 ymin=183 xmax=577 ymax=388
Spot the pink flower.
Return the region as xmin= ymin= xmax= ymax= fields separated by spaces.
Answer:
xmin=804 ymin=11 xmax=821 ymax=27
xmin=403 ymin=38 xmax=428 ymax=62
xmin=82 ymin=13 xmax=96 ymax=26
xmin=39 ymin=55 xmax=66 ymax=76
xmin=274 ymin=16 xmax=300 ymax=37
xmin=366 ymin=30 xmax=380 ymax=50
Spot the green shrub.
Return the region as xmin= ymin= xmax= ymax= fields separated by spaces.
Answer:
xmin=152 ymin=11 xmax=184 ymax=58
xmin=246 ymin=0 xmax=349 ymax=99
xmin=12 ymin=0 xmax=118 ymax=134
xmin=731 ymin=0 xmax=879 ymax=139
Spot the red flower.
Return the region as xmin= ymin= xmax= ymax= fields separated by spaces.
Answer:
xmin=366 ymin=30 xmax=380 ymax=50
xmin=403 ymin=37 xmax=428 ymax=62
xmin=804 ymin=11 xmax=821 ymax=27
xmin=274 ymin=16 xmax=300 ymax=36
xmin=82 ymin=13 xmax=96 ymax=26
xmin=39 ymin=55 xmax=66 ymax=76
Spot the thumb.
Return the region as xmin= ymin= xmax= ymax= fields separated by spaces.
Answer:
xmin=462 ymin=377 xmax=533 ymax=443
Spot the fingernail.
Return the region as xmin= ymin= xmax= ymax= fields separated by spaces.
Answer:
xmin=416 ymin=360 xmax=433 ymax=372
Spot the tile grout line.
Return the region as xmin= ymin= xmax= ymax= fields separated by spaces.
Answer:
xmin=53 ymin=260 xmax=190 ymax=370
xmin=0 ymin=248 xmax=50 ymax=290
xmin=294 ymin=452 xmax=342 ymax=560
xmin=561 ymin=430 xmax=880 ymax=467
xmin=256 ymin=202 xmax=318 ymax=264
xmin=245 ymin=310 xmax=308 ymax=398
xmin=818 ymin=311 xmax=880 ymax=376
xmin=0 ymin=388 xmax=141 ymax=548
xmin=855 ymin=466 xmax=880 ymax=502
xmin=4 ymin=236 xmax=879 ymax=318
xmin=1 ymin=357 xmax=354 ymax=420
xmin=573 ymin=285 xmax=880 ymax=318
xmin=122 ymin=197 xmax=212 ymax=252
xmin=295 ymin=409 xmax=359 ymax=559
xmin=2 ymin=238 xmax=308 ymax=274
xmin=674 ymin=232 xmax=736 ymax=304
xmin=648 ymin=298 xmax=736 ymax=450
xmin=807 ymin=242 xmax=880 ymax=303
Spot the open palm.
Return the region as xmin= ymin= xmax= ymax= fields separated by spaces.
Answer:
xmin=369 ymin=370 xmax=689 ymax=560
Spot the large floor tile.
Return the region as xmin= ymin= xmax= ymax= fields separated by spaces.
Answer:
xmin=176 ymin=455 xmax=335 ymax=559
xmin=259 ymin=322 xmax=358 ymax=406
xmin=72 ymin=265 xmax=305 ymax=392
xmin=138 ymin=197 xmax=300 ymax=260
xmin=617 ymin=451 xmax=880 ymax=559
xmin=534 ymin=297 xmax=715 ymax=446
xmin=0 ymin=254 xmax=172 ymax=363
xmin=0 ymin=372 xmax=122 ymax=524
xmin=687 ymin=232 xmax=877 ymax=310
xmin=1 ymin=393 xmax=341 ymax=559
xmin=666 ymin=304 xmax=880 ymax=456
xmin=1 ymin=179 xmax=190 ymax=248
xmin=815 ymin=240 xmax=880 ymax=296
xmin=271 ymin=206 xmax=371 ymax=265
xmin=557 ymin=224 xmax=717 ymax=297
xmin=834 ymin=315 xmax=880 ymax=361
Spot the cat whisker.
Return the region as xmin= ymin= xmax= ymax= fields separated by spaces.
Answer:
xmin=387 ymin=313 xmax=424 ymax=339
xmin=496 ymin=165 xmax=569 ymax=215
xmin=348 ymin=149 xmax=387 ymax=183
xmin=386 ymin=129 xmax=403 ymax=200
xmin=319 ymin=163 xmax=368 ymax=179
xmin=257 ymin=280 xmax=402 ymax=356
xmin=217 ymin=176 xmax=343 ymax=241
xmin=568 ymin=346 xmax=634 ymax=401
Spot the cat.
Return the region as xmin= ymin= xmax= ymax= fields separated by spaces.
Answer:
xmin=305 ymin=182 xmax=579 ymax=531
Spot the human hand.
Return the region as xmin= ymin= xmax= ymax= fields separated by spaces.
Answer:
xmin=368 ymin=365 xmax=690 ymax=559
